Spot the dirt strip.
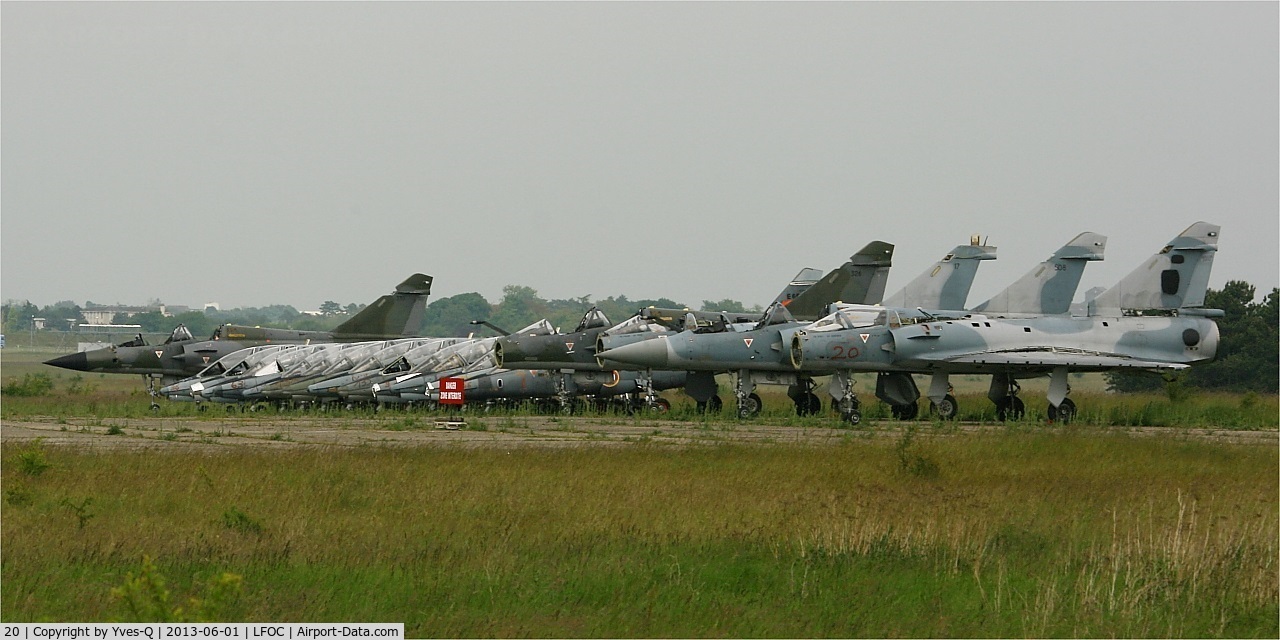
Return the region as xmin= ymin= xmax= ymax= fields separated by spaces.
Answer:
xmin=2 ymin=414 xmax=1275 ymax=452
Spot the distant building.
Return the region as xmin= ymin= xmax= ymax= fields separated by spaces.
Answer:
xmin=82 ymin=303 xmax=185 ymax=323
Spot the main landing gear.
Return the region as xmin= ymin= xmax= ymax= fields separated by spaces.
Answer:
xmin=1047 ymin=397 xmax=1076 ymax=423
xmin=829 ymin=372 xmax=862 ymax=425
xmin=788 ymin=378 xmax=822 ymax=417
xmin=988 ymin=373 xmax=1025 ymax=421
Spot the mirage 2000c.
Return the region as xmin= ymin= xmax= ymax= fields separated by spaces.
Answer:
xmin=492 ymin=241 xmax=896 ymax=412
xmin=599 ymin=224 xmax=1219 ymax=424
xmin=44 ymin=273 xmax=434 ymax=407
xmin=596 ymin=234 xmax=1002 ymax=416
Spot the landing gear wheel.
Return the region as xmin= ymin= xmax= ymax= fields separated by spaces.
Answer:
xmin=1048 ymin=398 xmax=1076 ymax=423
xmin=705 ymin=395 xmax=723 ymax=414
xmin=737 ymin=393 xmax=762 ymax=419
xmin=795 ymin=392 xmax=822 ymax=417
xmin=930 ymin=394 xmax=959 ymax=421
xmin=651 ymin=398 xmax=671 ymax=413
xmin=150 ymin=403 xmax=161 ymax=412
xmin=844 ymin=409 xmax=862 ymax=425
xmin=996 ymin=396 xmax=1026 ymax=421
xmin=891 ymin=402 xmax=919 ymax=420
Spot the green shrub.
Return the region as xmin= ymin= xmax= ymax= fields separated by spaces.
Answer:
xmin=112 ymin=556 xmax=244 ymax=622
xmin=15 ymin=442 xmax=52 ymax=476
xmin=2 ymin=373 xmax=54 ymax=397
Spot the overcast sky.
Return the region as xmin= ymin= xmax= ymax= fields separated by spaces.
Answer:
xmin=3 ymin=2 xmax=1276 ymax=313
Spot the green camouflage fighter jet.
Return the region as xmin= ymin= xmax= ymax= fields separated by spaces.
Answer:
xmin=45 ymin=274 xmax=433 ymax=407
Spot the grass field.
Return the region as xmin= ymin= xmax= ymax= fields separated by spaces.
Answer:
xmin=2 ymin=437 xmax=1276 ymax=636
xmin=3 ymin=348 xmax=1277 ymax=636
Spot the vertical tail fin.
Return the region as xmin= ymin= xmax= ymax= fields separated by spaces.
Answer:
xmin=771 ymin=268 xmax=826 ymax=306
xmin=783 ymin=241 xmax=895 ymax=320
xmin=972 ymin=232 xmax=1106 ymax=315
xmin=1088 ymin=222 xmax=1219 ymax=315
xmin=882 ymin=237 xmax=997 ymax=310
xmin=333 ymin=273 xmax=434 ymax=339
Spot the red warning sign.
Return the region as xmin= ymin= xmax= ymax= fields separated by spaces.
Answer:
xmin=439 ymin=377 xmax=465 ymax=406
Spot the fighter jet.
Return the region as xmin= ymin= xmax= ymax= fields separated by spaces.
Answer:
xmin=159 ymin=344 xmax=295 ymax=404
xmin=597 ymin=236 xmax=998 ymax=416
xmin=372 ymin=320 xmax=556 ymax=405
xmin=328 ymin=337 xmax=475 ymax=406
xmin=306 ymin=338 xmax=465 ymax=406
xmin=44 ymin=273 xmax=434 ymax=406
xmin=883 ymin=231 xmax=1107 ymax=419
xmin=494 ymin=242 xmax=895 ymax=412
xmin=602 ymin=224 xmax=1219 ymax=424
xmin=437 ymin=367 xmax=690 ymax=412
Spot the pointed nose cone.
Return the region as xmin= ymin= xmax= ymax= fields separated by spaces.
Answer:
xmin=45 ymin=352 xmax=90 ymax=372
xmin=597 ymin=338 xmax=670 ymax=368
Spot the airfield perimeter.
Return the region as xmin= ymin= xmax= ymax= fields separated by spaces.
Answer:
xmin=3 ymin=413 xmax=1275 ymax=452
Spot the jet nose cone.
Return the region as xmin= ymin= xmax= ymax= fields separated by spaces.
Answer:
xmin=597 ymin=337 xmax=670 ymax=368
xmin=45 ymin=352 xmax=90 ymax=372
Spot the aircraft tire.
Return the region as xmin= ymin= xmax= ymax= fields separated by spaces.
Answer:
xmin=931 ymin=395 xmax=959 ymax=420
xmin=891 ymin=402 xmax=919 ymax=420
xmin=737 ymin=393 xmax=762 ymax=419
xmin=795 ymin=392 xmax=822 ymax=417
xmin=996 ymin=396 xmax=1026 ymax=422
xmin=1048 ymin=398 xmax=1076 ymax=424
xmin=697 ymin=395 xmax=724 ymax=414
xmin=150 ymin=403 xmax=160 ymax=412
xmin=843 ymin=408 xmax=862 ymax=425
xmin=651 ymin=398 xmax=671 ymax=413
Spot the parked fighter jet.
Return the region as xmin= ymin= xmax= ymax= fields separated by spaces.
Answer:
xmin=159 ymin=345 xmax=294 ymax=404
xmin=439 ymin=367 xmax=690 ymax=412
xmin=893 ymin=231 xmax=1106 ymax=418
xmin=602 ymin=224 xmax=1218 ymax=424
xmin=308 ymin=338 xmax=466 ymax=406
xmin=372 ymin=320 xmax=556 ymax=405
xmin=45 ymin=274 xmax=434 ymax=406
xmin=597 ymin=236 xmax=998 ymax=416
xmin=495 ymin=242 xmax=895 ymax=412
xmin=329 ymin=337 xmax=474 ymax=405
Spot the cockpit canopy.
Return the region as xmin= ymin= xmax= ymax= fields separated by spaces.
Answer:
xmin=165 ymin=325 xmax=194 ymax=344
xmin=755 ymin=302 xmax=796 ymax=329
xmin=575 ymin=308 xmax=611 ymax=333
xmin=806 ymin=305 xmax=897 ymax=332
xmin=514 ymin=319 xmax=556 ymax=337
xmin=606 ymin=314 xmax=675 ymax=336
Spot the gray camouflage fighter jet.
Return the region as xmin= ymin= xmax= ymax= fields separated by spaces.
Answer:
xmin=45 ymin=274 xmax=434 ymax=406
xmin=601 ymin=224 xmax=1218 ymax=424
xmin=493 ymin=242 xmax=895 ymax=412
xmin=597 ymin=236 xmax=998 ymax=416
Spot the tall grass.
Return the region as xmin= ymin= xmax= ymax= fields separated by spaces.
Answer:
xmin=3 ymin=435 xmax=1275 ymax=636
